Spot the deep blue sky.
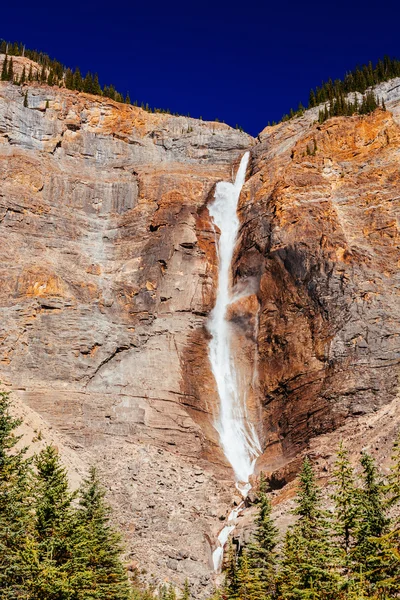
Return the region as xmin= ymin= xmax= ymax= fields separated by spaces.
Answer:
xmin=2 ymin=0 xmax=400 ymax=135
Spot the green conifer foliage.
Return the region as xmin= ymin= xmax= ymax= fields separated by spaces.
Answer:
xmin=225 ymin=540 xmax=239 ymax=599
xmin=353 ymin=453 xmax=389 ymax=591
xmin=0 ymin=391 xmax=32 ymax=597
xmin=23 ymin=445 xmax=78 ymax=598
xmin=93 ymin=73 xmax=102 ymax=95
xmin=182 ymin=578 xmax=191 ymax=600
xmin=73 ymin=67 xmax=83 ymax=91
xmin=237 ymin=550 xmax=261 ymax=600
xmin=278 ymin=457 xmax=339 ymax=599
xmin=7 ymin=57 xmax=14 ymax=82
xmin=1 ymin=55 xmax=8 ymax=81
xmin=247 ymin=473 xmax=278 ymax=598
xmin=73 ymin=466 xmax=131 ymax=599
xmin=375 ymin=434 xmax=400 ymax=595
xmin=332 ymin=442 xmax=359 ymax=560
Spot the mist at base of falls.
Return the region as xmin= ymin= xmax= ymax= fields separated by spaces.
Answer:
xmin=207 ymin=152 xmax=262 ymax=572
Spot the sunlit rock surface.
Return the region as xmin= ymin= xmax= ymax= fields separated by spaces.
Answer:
xmin=1 ymin=53 xmax=400 ymax=593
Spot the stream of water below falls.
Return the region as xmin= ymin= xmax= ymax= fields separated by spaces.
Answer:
xmin=207 ymin=152 xmax=262 ymax=572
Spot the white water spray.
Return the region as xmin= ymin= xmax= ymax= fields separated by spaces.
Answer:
xmin=208 ymin=152 xmax=261 ymax=571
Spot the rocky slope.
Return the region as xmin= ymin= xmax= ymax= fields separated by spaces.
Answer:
xmin=1 ymin=54 xmax=399 ymax=592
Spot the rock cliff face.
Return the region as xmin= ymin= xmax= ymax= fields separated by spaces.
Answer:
xmin=1 ymin=54 xmax=399 ymax=592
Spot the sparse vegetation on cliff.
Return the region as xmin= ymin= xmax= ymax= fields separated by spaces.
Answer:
xmin=280 ymin=55 xmax=400 ymax=124
xmin=0 ymin=39 xmax=209 ymax=120
xmin=2 ymin=39 xmax=398 ymax=129
xmin=218 ymin=441 xmax=400 ymax=600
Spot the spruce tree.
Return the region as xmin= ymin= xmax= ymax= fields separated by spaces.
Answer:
xmin=387 ymin=432 xmax=400 ymax=507
xmin=353 ymin=452 xmax=389 ymax=592
xmin=73 ymin=466 xmax=131 ymax=600
xmin=65 ymin=68 xmax=74 ymax=89
xmin=73 ymin=67 xmax=83 ymax=91
xmin=237 ymin=550 xmax=261 ymax=600
xmin=1 ymin=55 xmax=8 ymax=80
xmin=247 ymin=472 xmax=278 ymax=598
xmin=332 ymin=443 xmax=359 ymax=560
xmin=7 ymin=57 xmax=13 ymax=82
xmin=93 ymin=73 xmax=102 ymax=95
xmin=277 ymin=457 xmax=339 ymax=599
xmin=24 ymin=445 xmax=77 ymax=598
xmin=225 ymin=540 xmax=239 ymax=599
xmin=375 ymin=434 xmax=400 ymax=595
xmin=182 ymin=578 xmax=191 ymax=600
xmin=0 ymin=391 xmax=32 ymax=597
xmin=166 ymin=584 xmax=177 ymax=600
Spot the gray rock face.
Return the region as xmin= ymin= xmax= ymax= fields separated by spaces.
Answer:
xmin=1 ymin=56 xmax=400 ymax=593
xmin=0 ymin=71 xmax=252 ymax=593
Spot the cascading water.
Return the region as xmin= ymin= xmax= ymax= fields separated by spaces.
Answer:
xmin=207 ymin=152 xmax=262 ymax=572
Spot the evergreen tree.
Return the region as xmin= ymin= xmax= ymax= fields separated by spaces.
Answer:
xmin=20 ymin=66 xmax=26 ymax=84
xmin=353 ymin=452 xmax=389 ymax=592
xmin=237 ymin=550 xmax=262 ymax=600
xmin=387 ymin=432 xmax=400 ymax=507
xmin=332 ymin=443 xmax=359 ymax=560
xmin=73 ymin=67 xmax=83 ymax=91
xmin=1 ymin=55 xmax=8 ymax=81
xmin=23 ymin=445 xmax=77 ymax=598
xmin=247 ymin=472 xmax=278 ymax=597
xmin=23 ymin=91 xmax=28 ymax=108
xmin=92 ymin=73 xmax=102 ymax=95
xmin=65 ymin=67 xmax=74 ymax=89
xmin=225 ymin=540 xmax=239 ymax=599
xmin=166 ymin=584 xmax=177 ymax=600
xmin=182 ymin=578 xmax=191 ymax=600
xmin=83 ymin=71 xmax=94 ymax=94
xmin=72 ymin=466 xmax=131 ymax=599
xmin=7 ymin=57 xmax=14 ymax=82
xmin=374 ymin=434 xmax=400 ymax=595
xmin=0 ymin=391 xmax=32 ymax=597
xmin=277 ymin=457 xmax=339 ymax=599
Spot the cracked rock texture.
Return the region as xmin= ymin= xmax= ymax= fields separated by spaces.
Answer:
xmin=1 ymin=54 xmax=400 ymax=593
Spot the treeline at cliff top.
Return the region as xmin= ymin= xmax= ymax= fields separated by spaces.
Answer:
xmin=1 ymin=39 xmax=400 ymax=127
xmin=0 ymin=39 xmax=185 ymax=117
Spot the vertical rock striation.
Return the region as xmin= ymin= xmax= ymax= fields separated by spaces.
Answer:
xmin=1 ymin=54 xmax=400 ymax=590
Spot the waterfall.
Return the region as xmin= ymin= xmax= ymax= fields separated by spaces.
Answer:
xmin=208 ymin=152 xmax=261 ymax=571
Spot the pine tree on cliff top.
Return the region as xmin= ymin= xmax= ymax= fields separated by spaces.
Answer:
xmin=1 ymin=55 xmax=8 ymax=81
